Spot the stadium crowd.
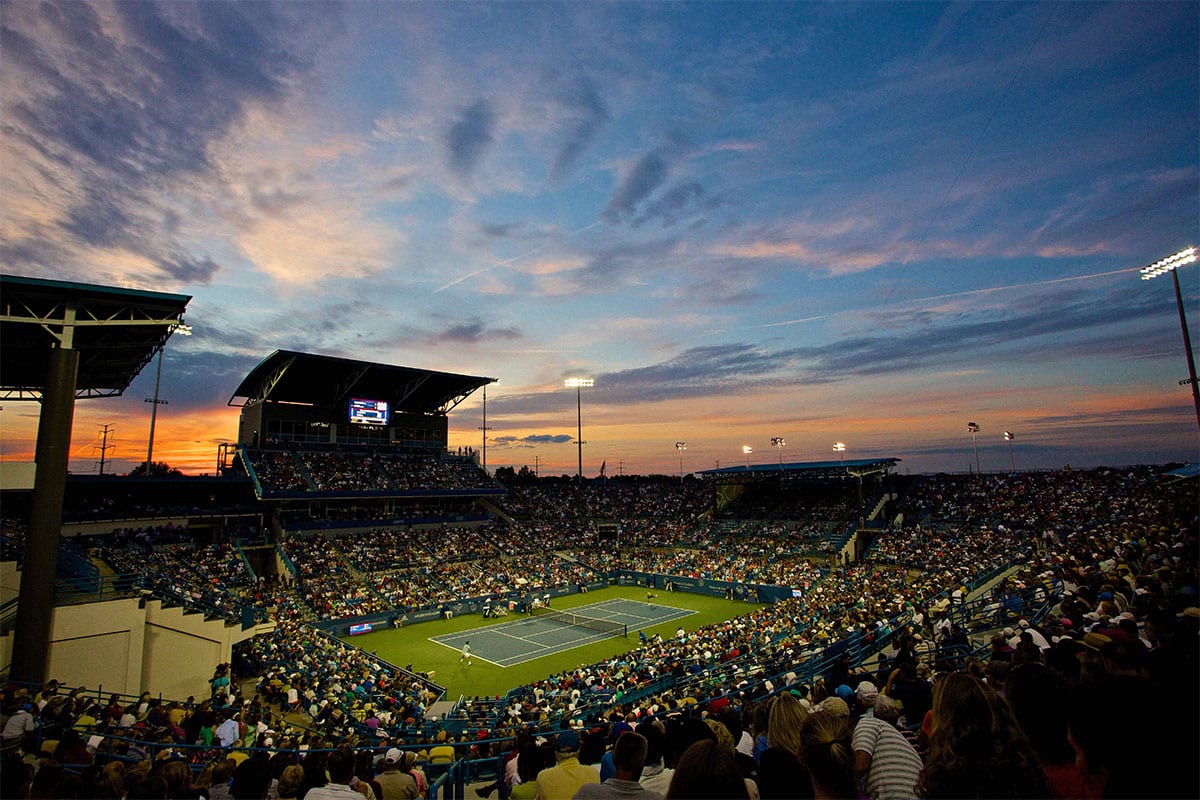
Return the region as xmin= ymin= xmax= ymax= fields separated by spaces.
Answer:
xmin=2 ymin=465 xmax=1197 ymax=799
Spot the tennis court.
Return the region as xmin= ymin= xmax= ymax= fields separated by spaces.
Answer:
xmin=429 ymin=598 xmax=695 ymax=668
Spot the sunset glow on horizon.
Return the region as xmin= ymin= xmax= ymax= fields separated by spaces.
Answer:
xmin=1 ymin=2 xmax=1197 ymax=478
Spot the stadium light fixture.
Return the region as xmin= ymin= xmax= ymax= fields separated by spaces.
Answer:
xmin=565 ymin=378 xmax=593 ymax=482
xmin=1139 ymin=247 xmax=1200 ymax=430
xmin=833 ymin=441 xmax=846 ymax=464
xmin=770 ymin=436 xmax=785 ymax=467
xmin=1004 ymin=430 xmax=1015 ymax=473
xmin=675 ymin=441 xmax=687 ymax=484
xmin=967 ymin=421 xmax=981 ymax=476
xmin=742 ymin=444 xmax=753 ymax=470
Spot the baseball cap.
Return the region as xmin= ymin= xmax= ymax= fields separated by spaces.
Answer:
xmin=385 ymin=747 xmax=403 ymax=764
xmin=555 ymin=730 xmax=581 ymax=751
xmin=855 ymin=681 xmax=879 ymax=705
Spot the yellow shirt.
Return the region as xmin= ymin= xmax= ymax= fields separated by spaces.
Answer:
xmin=534 ymin=757 xmax=600 ymax=800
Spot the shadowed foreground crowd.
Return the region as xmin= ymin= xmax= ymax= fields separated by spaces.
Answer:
xmin=2 ymin=466 xmax=1197 ymax=799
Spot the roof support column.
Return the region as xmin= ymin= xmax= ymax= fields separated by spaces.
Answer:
xmin=10 ymin=344 xmax=79 ymax=685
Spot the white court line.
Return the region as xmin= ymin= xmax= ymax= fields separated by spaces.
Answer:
xmin=426 ymin=637 xmax=504 ymax=668
xmin=429 ymin=618 xmax=618 ymax=668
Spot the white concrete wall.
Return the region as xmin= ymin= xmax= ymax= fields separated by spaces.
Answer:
xmin=143 ymin=601 xmax=236 ymax=700
xmin=1 ymin=597 xmax=254 ymax=698
xmin=47 ymin=598 xmax=146 ymax=694
xmin=1 ymin=561 xmax=19 ymax=605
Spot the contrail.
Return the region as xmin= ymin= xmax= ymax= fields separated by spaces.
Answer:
xmin=435 ymin=221 xmax=603 ymax=293
xmin=764 ymin=265 xmax=1140 ymax=328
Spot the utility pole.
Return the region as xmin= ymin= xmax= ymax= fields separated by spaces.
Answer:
xmin=95 ymin=424 xmax=115 ymax=475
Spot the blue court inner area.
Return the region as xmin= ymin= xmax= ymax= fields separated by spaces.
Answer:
xmin=429 ymin=598 xmax=696 ymax=668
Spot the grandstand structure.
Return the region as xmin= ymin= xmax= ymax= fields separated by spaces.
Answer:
xmin=223 ymin=350 xmax=500 ymax=531
xmin=0 ymin=274 xmax=191 ymax=687
xmin=2 ymin=279 xmax=1197 ymax=798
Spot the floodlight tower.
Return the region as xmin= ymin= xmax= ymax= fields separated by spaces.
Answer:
xmin=742 ymin=444 xmax=753 ymax=470
xmin=1139 ymin=247 xmax=1199 ymax=430
xmin=1004 ymin=431 xmax=1015 ymax=473
xmin=565 ymin=377 xmax=593 ymax=482
xmin=478 ymin=384 xmax=493 ymax=473
xmin=833 ymin=442 xmax=846 ymax=464
xmin=144 ymin=322 xmax=192 ymax=474
xmin=675 ymin=441 xmax=687 ymax=484
xmin=770 ymin=436 xmax=785 ymax=467
xmin=967 ymin=421 xmax=981 ymax=476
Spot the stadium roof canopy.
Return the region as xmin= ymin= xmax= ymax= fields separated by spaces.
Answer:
xmin=0 ymin=274 xmax=192 ymax=399
xmin=229 ymin=349 xmax=496 ymax=415
xmin=701 ymin=457 xmax=901 ymax=481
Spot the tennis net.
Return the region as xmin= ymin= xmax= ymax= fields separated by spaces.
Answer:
xmin=532 ymin=606 xmax=628 ymax=638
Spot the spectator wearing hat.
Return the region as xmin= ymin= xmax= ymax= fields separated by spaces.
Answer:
xmin=851 ymin=681 xmax=879 ymax=722
xmin=572 ymin=732 xmax=662 ymax=800
xmin=375 ymin=749 xmax=414 ymax=799
xmin=535 ymin=730 xmax=599 ymax=800
xmin=852 ymin=696 xmax=922 ymax=800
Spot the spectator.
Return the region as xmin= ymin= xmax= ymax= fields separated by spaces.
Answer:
xmin=572 ymin=732 xmax=661 ymax=799
xmin=375 ymin=748 xmax=418 ymax=800
xmin=851 ymin=696 xmax=921 ymax=800
xmin=756 ymin=693 xmax=814 ymax=800
xmin=535 ymin=730 xmax=600 ymax=800
xmin=277 ymin=765 xmax=305 ymax=800
xmin=916 ymin=673 xmax=1049 ymax=799
xmin=799 ymin=711 xmax=855 ymax=800
xmin=306 ymin=748 xmax=360 ymax=800
xmin=665 ymin=739 xmax=749 ymax=800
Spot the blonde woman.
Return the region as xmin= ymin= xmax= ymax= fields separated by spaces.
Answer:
xmin=755 ymin=693 xmax=815 ymax=799
xmin=799 ymin=711 xmax=855 ymax=799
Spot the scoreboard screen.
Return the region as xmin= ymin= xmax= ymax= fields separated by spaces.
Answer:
xmin=348 ymin=398 xmax=389 ymax=426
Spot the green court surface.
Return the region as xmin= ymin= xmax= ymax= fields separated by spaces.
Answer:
xmin=429 ymin=598 xmax=696 ymax=667
xmin=339 ymin=585 xmax=759 ymax=699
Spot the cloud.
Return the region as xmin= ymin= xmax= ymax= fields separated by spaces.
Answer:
xmin=550 ymin=76 xmax=610 ymax=183
xmin=633 ymin=181 xmax=721 ymax=229
xmin=446 ymin=99 xmax=496 ymax=175
xmin=156 ymin=254 xmax=222 ymax=285
xmin=0 ymin=0 xmax=320 ymax=285
xmin=432 ymin=318 xmax=523 ymax=345
xmin=491 ymin=283 xmax=1167 ymax=413
xmin=493 ymin=434 xmax=574 ymax=445
xmin=602 ymin=151 xmax=669 ymax=224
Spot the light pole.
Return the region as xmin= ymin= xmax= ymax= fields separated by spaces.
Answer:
xmin=967 ymin=421 xmax=980 ymax=476
xmin=1139 ymin=246 xmax=1199 ymax=430
xmin=1004 ymin=431 xmax=1015 ymax=473
xmin=565 ymin=377 xmax=593 ymax=482
xmin=742 ymin=445 xmax=753 ymax=470
xmin=770 ymin=436 xmax=785 ymax=467
xmin=675 ymin=441 xmax=687 ymax=484
xmin=833 ymin=442 xmax=846 ymax=464
xmin=144 ymin=322 xmax=191 ymax=475
xmin=478 ymin=384 xmax=492 ymax=473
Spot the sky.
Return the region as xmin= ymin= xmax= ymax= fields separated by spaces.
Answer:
xmin=1 ymin=0 xmax=1197 ymax=478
